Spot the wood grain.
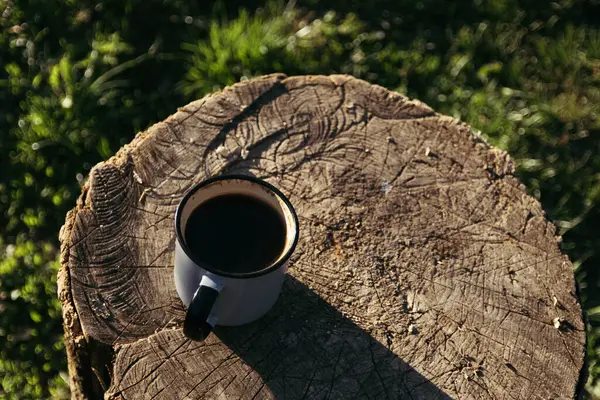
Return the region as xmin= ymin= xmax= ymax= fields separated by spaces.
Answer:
xmin=59 ymin=74 xmax=585 ymax=399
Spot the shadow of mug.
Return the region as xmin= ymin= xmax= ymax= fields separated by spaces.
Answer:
xmin=215 ymin=275 xmax=451 ymax=399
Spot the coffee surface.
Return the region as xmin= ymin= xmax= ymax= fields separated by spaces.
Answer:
xmin=184 ymin=194 xmax=286 ymax=274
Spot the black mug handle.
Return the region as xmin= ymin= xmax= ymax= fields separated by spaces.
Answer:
xmin=183 ymin=284 xmax=220 ymax=341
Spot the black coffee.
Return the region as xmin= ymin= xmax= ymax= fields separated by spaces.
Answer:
xmin=184 ymin=194 xmax=286 ymax=274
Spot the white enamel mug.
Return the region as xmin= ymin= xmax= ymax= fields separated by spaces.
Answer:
xmin=174 ymin=175 xmax=299 ymax=341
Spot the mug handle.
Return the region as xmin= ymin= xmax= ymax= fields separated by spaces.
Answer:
xmin=183 ymin=274 xmax=223 ymax=341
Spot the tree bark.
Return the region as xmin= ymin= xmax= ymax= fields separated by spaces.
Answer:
xmin=58 ymin=74 xmax=585 ymax=399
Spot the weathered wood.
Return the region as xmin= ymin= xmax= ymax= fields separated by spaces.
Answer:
xmin=59 ymin=74 xmax=585 ymax=399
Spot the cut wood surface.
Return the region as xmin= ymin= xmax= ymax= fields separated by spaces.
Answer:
xmin=58 ymin=74 xmax=585 ymax=399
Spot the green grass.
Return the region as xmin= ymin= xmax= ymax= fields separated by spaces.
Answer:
xmin=1 ymin=0 xmax=599 ymax=398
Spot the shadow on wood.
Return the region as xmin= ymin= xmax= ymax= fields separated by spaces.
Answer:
xmin=215 ymin=275 xmax=450 ymax=399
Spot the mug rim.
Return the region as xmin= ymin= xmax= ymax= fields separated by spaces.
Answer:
xmin=175 ymin=174 xmax=300 ymax=279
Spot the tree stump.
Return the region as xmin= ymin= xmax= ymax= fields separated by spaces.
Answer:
xmin=58 ymin=74 xmax=586 ymax=399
